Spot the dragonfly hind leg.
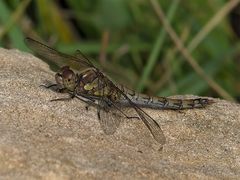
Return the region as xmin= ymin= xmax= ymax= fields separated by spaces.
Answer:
xmin=100 ymin=98 xmax=139 ymax=120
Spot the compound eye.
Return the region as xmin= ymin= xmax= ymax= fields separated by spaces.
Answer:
xmin=62 ymin=69 xmax=75 ymax=80
xmin=59 ymin=66 xmax=70 ymax=72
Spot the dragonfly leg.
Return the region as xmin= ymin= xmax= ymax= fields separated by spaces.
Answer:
xmin=40 ymin=84 xmax=57 ymax=89
xmin=125 ymin=115 xmax=139 ymax=120
xmin=75 ymin=94 xmax=98 ymax=104
xmin=97 ymin=108 xmax=101 ymax=120
xmin=49 ymin=90 xmax=76 ymax=101
xmin=102 ymin=98 xmax=139 ymax=120
xmin=50 ymin=94 xmax=75 ymax=102
xmin=40 ymin=84 xmax=68 ymax=93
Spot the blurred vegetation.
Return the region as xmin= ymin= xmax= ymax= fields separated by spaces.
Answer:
xmin=0 ymin=0 xmax=240 ymax=101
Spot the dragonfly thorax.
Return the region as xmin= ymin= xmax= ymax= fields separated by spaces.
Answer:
xmin=67 ymin=68 xmax=122 ymax=102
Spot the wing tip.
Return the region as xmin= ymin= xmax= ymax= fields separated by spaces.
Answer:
xmin=153 ymin=133 xmax=166 ymax=145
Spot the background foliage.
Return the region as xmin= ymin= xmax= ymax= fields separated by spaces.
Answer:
xmin=0 ymin=0 xmax=240 ymax=101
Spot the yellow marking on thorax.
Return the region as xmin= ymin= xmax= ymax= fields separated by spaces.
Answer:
xmin=84 ymin=84 xmax=95 ymax=91
xmin=84 ymin=77 xmax=99 ymax=91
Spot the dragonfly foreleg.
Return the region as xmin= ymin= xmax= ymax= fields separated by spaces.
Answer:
xmin=40 ymin=84 xmax=68 ymax=93
xmin=40 ymin=84 xmax=57 ymax=89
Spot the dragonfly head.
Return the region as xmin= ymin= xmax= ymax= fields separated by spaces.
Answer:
xmin=55 ymin=66 xmax=77 ymax=91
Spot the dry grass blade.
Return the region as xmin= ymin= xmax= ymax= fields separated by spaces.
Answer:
xmin=149 ymin=0 xmax=236 ymax=101
xmin=188 ymin=0 xmax=240 ymax=52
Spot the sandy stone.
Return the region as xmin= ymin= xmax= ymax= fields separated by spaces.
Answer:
xmin=0 ymin=48 xmax=239 ymax=179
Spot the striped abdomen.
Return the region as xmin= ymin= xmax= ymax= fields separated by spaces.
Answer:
xmin=119 ymin=87 xmax=213 ymax=110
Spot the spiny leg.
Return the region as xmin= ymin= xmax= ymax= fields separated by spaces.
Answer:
xmin=39 ymin=83 xmax=72 ymax=101
xmin=97 ymin=105 xmax=101 ymax=120
xmin=40 ymin=83 xmax=68 ymax=93
xmin=102 ymin=98 xmax=139 ymax=120
xmin=39 ymin=84 xmax=58 ymax=89
xmin=50 ymin=94 xmax=75 ymax=102
xmin=74 ymin=95 xmax=98 ymax=111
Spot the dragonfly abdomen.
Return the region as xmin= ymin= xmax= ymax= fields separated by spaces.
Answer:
xmin=150 ymin=97 xmax=212 ymax=109
xmin=119 ymin=87 xmax=213 ymax=110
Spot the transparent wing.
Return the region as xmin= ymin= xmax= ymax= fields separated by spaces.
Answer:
xmin=114 ymin=86 xmax=166 ymax=145
xmin=25 ymin=37 xmax=94 ymax=71
xmin=97 ymin=100 xmax=123 ymax=135
xmin=97 ymin=94 xmax=166 ymax=144
xmin=74 ymin=49 xmax=94 ymax=64
xmin=74 ymin=92 xmax=121 ymax=135
xmin=75 ymin=91 xmax=124 ymax=135
xmin=133 ymin=106 xmax=166 ymax=144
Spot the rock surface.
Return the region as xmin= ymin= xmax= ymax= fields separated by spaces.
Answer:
xmin=0 ymin=48 xmax=240 ymax=179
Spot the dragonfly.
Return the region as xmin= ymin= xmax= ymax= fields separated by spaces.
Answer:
xmin=25 ymin=37 xmax=214 ymax=145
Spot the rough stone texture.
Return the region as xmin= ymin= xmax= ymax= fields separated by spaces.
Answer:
xmin=0 ymin=48 xmax=239 ymax=179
